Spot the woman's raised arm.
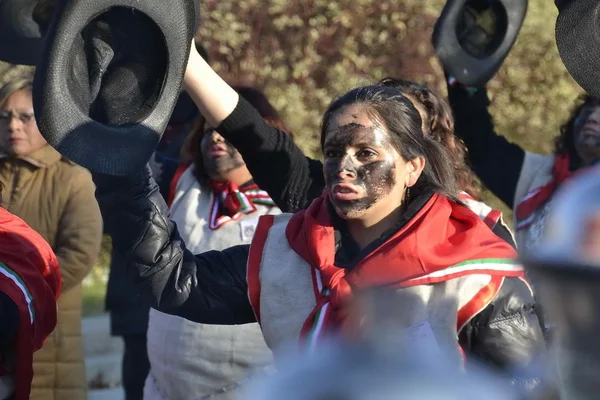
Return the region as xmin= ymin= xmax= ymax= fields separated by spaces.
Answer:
xmin=182 ymin=41 xmax=240 ymax=127
xmin=182 ymin=41 xmax=325 ymax=212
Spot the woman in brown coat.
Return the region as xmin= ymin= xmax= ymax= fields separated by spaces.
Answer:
xmin=0 ymin=78 xmax=103 ymax=400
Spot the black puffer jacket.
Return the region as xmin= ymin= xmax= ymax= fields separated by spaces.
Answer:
xmin=95 ymin=168 xmax=552 ymax=395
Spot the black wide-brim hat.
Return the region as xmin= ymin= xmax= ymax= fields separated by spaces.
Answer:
xmin=32 ymin=0 xmax=199 ymax=176
xmin=0 ymin=0 xmax=50 ymax=65
xmin=432 ymin=0 xmax=528 ymax=87
xmin=555 ymin=0 xmax=600 ymax=99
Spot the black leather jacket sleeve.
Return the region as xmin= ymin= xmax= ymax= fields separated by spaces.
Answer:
xmin=94 ymin=168 xmax=256 ymax=325
xmin=216 ymin=97 xmax=325 ymax=213
xmin=446 ymin=81 xmax=525 ymax=208
xmin=459 ymin=277 xmax=553 ymax=394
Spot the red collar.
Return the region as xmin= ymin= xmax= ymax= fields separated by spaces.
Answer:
xmin=286 ymin=193 xmax=518 ymax=288
xmin=286 ymin=193 xmax=521 ymax=339
xmin=515 ymin=153 xmax=583 ymax=230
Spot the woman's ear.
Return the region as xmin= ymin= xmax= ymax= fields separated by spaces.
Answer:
xmin=406 ymin=156 xmax=425 ymax=187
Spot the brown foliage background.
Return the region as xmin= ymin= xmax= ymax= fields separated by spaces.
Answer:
xmin=193 ymin=0 xmax=584 ymax=215
xmin=197 ymin=0 xmax=447 ymax=155
xmin=0 ymin=0 xmax=585 ymax=219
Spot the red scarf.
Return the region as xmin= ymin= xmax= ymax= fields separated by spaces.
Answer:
xmin=515 ymin=154 xmax=573 ymax=230
xmin=285 ymin=193 xmax=522 ymax=348
xmin=208 ymin=180 xmax=275 ymax=230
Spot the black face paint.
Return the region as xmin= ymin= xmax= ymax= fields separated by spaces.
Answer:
xmin=200 ymin=131 xmax=245 ymax=176
xmin=575 ymin=131 xmax=600 ymax=148
xmin=574 ymin=106 xmax=600 ymax=165
xmin=323 ymin=124 xmax=398 ymax=217
xmin=327 ymin=160 xmax=397 ymax=215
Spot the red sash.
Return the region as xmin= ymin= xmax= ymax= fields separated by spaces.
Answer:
xmin=284 ymin=194 xmax=522 ymax=347
xmin=208 ymin=180 xmax=275 ymax=230
xmin=515 ymin=154 xmax=572 ymax=230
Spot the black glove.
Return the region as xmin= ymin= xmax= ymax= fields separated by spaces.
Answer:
xmin=91 ymin=165 xmax=153 ymax=218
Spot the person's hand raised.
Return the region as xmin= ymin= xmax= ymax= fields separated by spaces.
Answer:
xmin=181 ymin=38 xmax=240 ymax=128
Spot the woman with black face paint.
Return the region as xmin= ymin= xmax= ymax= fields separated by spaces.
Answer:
xmin=446 ymin=80 xmax=600 ymax=254
xmin=177 ymin=47 xmax=516 ymax=249
xmin=143 ymin=87 xmax=289 ymax=400
xmin=445 ymin=79 xmax=600 ymax=340
xmin=94 ymin=45 xmax=548 ymax=395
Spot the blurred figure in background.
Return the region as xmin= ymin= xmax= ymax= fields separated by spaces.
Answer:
xmin=144 ymin=86 xmax=289 ymax=400
xmin=446 ymin=81 xmax=600 ymax=253
xmin=446 ymin=76 xmax=600 ymax=333
xmin=0 ymin=77 xmax=102 ymax=400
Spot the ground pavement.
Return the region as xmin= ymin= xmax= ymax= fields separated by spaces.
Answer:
xmin=83 ymin=315 xmax=125 ymax=400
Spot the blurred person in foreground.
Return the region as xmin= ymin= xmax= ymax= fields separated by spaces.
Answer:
xmin=0 ymin=78 xmax=102 ymax=400
xmin=0 ymin=205 xmax=61 ymax=400
xmin=243 ymin=289 xmax=523 ymax=400
xmin=524 ymin=166 xmax=600 ymax=400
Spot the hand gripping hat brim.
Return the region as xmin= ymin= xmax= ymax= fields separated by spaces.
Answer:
xmin=32 ymin=0 xmax=200 ymax=176
xmin=555 ymin=0 xmax=600 ymax=99
xmin=432 ymin=0 xmax=528 ymax=87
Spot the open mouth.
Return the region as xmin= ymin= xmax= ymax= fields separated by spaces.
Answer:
xmin=331 ymin=184 xmax=362 ymax=201
xmin=208 ymin=144 xmax=228 ymax=157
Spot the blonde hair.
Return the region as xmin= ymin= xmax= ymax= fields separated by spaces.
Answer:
xmin=0 ymin=78 xmax=34 ymax=109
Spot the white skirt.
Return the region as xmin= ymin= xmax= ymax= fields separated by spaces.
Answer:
xmin=143 ymin=309 xmax=273 ymax=400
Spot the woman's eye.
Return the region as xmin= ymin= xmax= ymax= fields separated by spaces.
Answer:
xmin=358 ymin=149 xmax=376 ymax=158
xmin=325 ymin=150 xmax=340 ymax=158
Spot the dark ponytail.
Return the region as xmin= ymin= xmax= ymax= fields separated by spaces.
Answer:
xmin=379 ymin=77 xmax=481 ymax=199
